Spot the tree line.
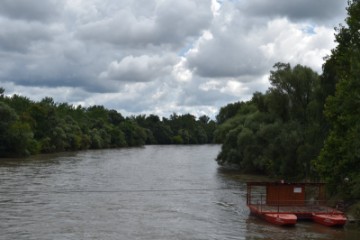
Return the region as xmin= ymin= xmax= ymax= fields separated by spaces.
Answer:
xmin=0 ymin=90 xmax=216 ymax=157
xmin=215 ymin=0 xmax=360 ymax=202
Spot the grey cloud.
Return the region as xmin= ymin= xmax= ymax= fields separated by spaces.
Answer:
xmin=3 ymin=46 xmax=105 ymax=93
xmin=187 ymin=33 xmax=268 ymax=78
xmin=0 ymin=24 xmax=118 ymax=93
xmin=181 ymin=87 xmax=235 ymax=107
xmin=7 ymin=62 xmax=115 ymax=94
xmin=95 ymin=81 xmax=171 ymax=114
xmin=0 ymin=0 xmax=62 ymax=22
xmin=77 ymin=0 xmax=212 ymax=48
xmin=241 ymin=0 xmax=347 ymax=24
xmin=77 ymin=11 xmax=156 ymax=47
xmin=180 ymin=77 xmax=266 ymax=107
xmin=7 ymin=60 xmax=87 ymax=89
xmin=171 ymin=76 xmax=238 ymax=108
xmin=154 ymin=0 xmax=212 ymax=44
xmin=0 ymin=19 xmax=53 ymax=53
xmin=101 ymin=54 xmax=178 ymax=82
xmin=186 ymin=5 xmax=270 ymax=79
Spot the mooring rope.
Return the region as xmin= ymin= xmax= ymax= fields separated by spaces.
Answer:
xmin=0 ymin=187 xmax=247 ymax=195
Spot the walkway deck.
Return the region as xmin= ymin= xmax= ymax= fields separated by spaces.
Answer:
xmin=249 ymin=204 xmax=344 ymax=219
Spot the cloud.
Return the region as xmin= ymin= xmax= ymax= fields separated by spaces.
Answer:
xmin=77 ymin=0 xmax=212 ymax=48
xmin=240 ymin=0 xmax=347 ymax=24
xmin=0 ymin=18 xmax=54 ymax=53
xmin=0 ymin=0 xmax=62 ymax=22
xmin=187 ymin=1 xmax=338 ymax=81
xmin=186 ymin=27 xmax=269 ymax=78
xmin=259 ymin=18 xmax=336 ymax=72
xmin=0 ymin=0 xmax=349 ymax=118
xmin=100 ymin=54 xmax=178 ymax=82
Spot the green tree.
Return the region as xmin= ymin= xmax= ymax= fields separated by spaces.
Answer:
xmin=0 ymin=87 xmax=4 ymax=98
xmin=315 ymin=0 xmax=360 ymax=198
xmin=152 ymin=122 xmax=173 ymax=144
xmin=215 ymin=63 xmax=321 ymax=180
xmin=109 ymin=126 xmax=127 ymax=147
xmin=216 ymin=102 xmax=244 ymax=125
xmin=0 ymin=102 xmax=36 ymax=156
xmin=108 ymin=110 xmax=125 ymax=125
xmin=268 ymin=62 xmax=319 ymax=123
xmin=120 ymin=120 xmax=147 ymax=146
xmin=0 ymin=102 xmax=19 ymax=155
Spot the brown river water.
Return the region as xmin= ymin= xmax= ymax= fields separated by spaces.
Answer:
xmin=0 ymin=145 xmax=359 ymax=239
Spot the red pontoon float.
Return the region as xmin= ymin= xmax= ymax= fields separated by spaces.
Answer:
xmin=312 ymin=213 xmax=347 ymax=227
xmin=246 ymin=182 xmax=347 ymax=227
xmin=263 ymin=213 xmax=297 ymax=226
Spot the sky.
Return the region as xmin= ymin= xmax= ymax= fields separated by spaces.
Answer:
xmin=0 ymin=0 xmax=348 ymax=119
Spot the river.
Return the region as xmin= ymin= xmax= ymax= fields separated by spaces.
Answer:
xmin=0 ymin=145 xmax=358 ymax=240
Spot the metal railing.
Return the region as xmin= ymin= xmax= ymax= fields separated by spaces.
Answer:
xmin=247 ymin=193 xmax=341 ymax=214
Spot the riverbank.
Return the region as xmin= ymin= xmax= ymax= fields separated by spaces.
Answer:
xmin=347 ymin=202 xmax=360 ymax=226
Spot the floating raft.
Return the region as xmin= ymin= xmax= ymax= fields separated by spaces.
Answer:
xmin=246 ymin=182 xmax=347 ymax=227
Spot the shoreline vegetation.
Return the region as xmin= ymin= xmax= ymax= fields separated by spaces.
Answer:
xmin=0 ymin=90 xmax=217 ymax=157
xmin=0 ymin=0 xmax=359 ymax=226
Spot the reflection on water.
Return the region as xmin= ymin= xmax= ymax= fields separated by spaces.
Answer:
xmin=0 ymin=145 xmax=358 ymax=239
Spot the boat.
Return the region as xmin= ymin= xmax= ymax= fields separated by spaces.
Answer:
xmin=246 ymin=181 xmax=347 ymax=227
xmin=263 ymin=213 xmax=297 ymax=226
xmin=312 ymin=213 xmax=347 ymax=227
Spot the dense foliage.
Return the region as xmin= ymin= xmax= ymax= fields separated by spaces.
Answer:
xmin=134 ymin=113 xmax=216 ymax=145
xmin=215 ymin=63 xmax=323 ymax=180
xmin=0 ymin=89 xmax=215 ymax=157
xmin=314 ymin=0 xmax=360 ymax=200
